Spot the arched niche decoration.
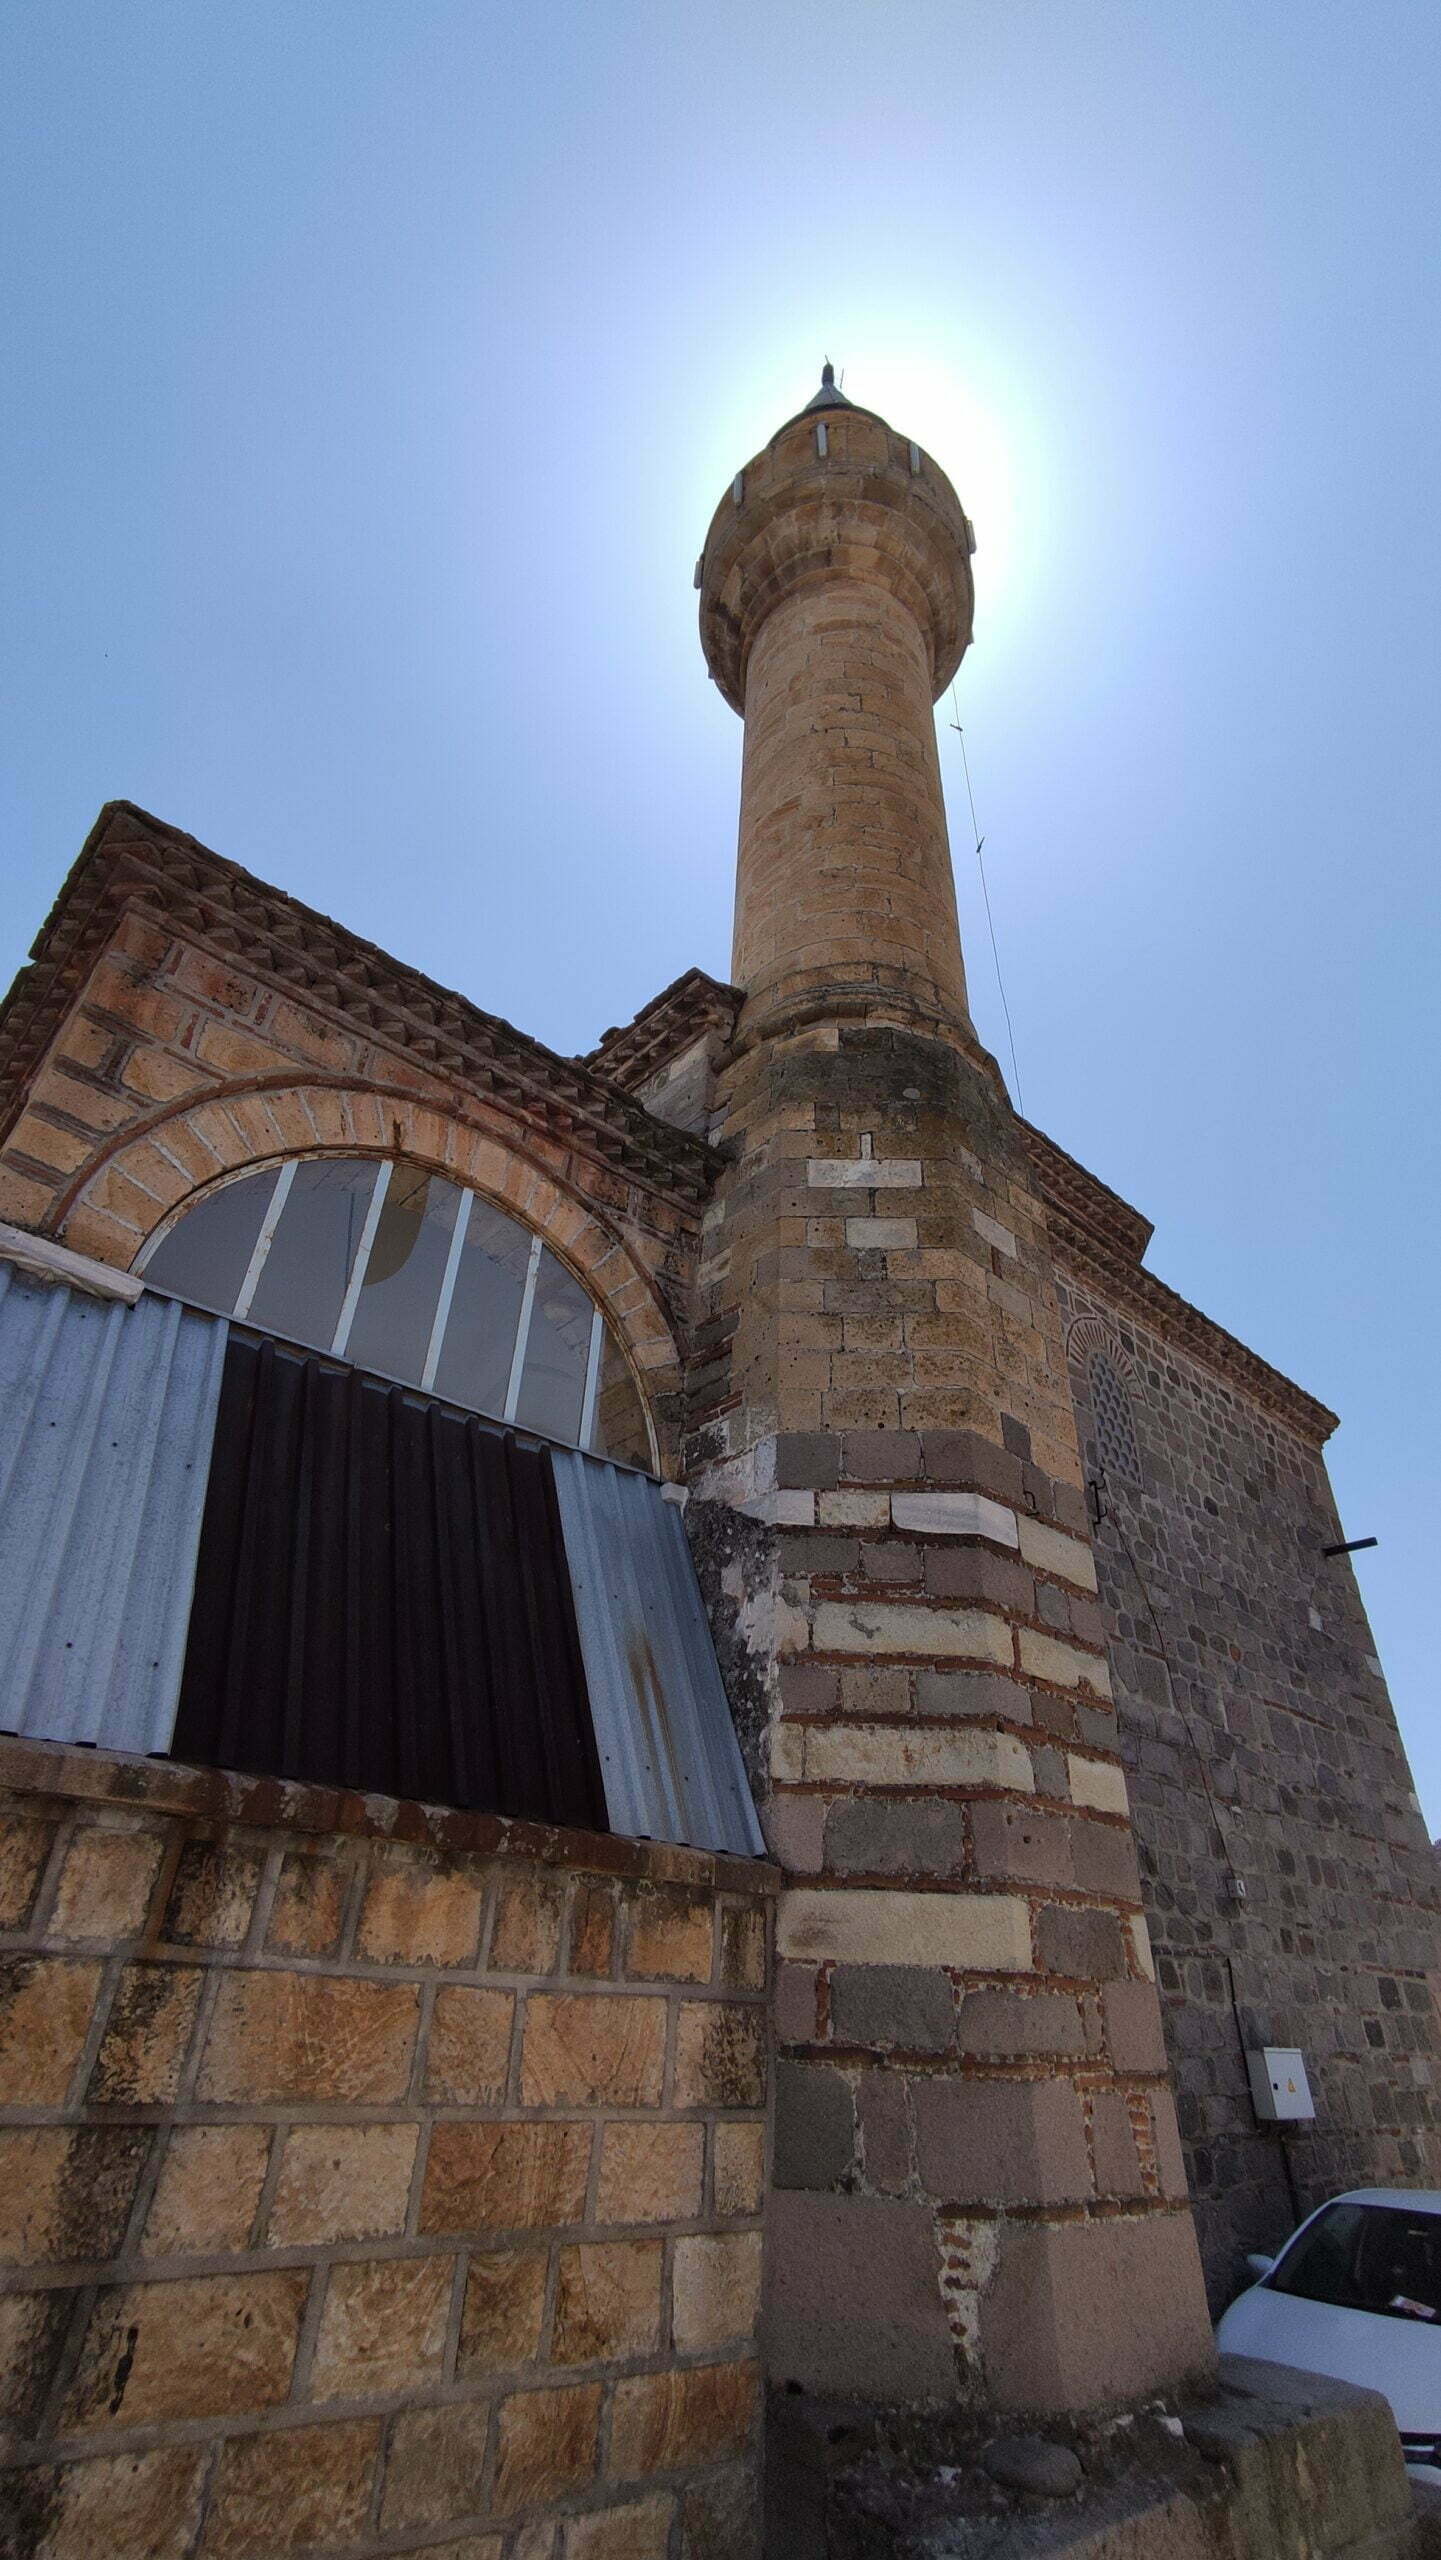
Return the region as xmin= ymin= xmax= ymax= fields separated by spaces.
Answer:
xmin=61 ymin=1082 xmax=682 ymax=1467
xmin=1066 ymin=1313 xmax=1144 ymax=1487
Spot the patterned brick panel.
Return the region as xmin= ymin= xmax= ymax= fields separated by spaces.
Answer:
xmin=0 ymin=1740 xmax=772 ymax=2559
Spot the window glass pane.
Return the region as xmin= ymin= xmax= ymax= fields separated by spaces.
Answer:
xmin=142 ymin=1169 xmax=278 ymax=1315
xmin=432 ymin=1197 xmax=531 ymax=1420
xmin=1272 ymin=2204 xmax=1441 ymax=2321
xmin=247 ymin=1159 xmax=380 ymax=1350
xmin=345 ymin=1165 xmax=458 ymax=1386
xmin=515 ymin=1246 xmax=591 ymax=1445
xmin=591 ymin=1329 xmax=652 ymax=1469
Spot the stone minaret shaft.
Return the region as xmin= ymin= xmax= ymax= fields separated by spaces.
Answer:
xmin=705 ymin=389 xmax=974 ymax=1050
xmin=694 ymin=377 xmax=1214 ymax=2413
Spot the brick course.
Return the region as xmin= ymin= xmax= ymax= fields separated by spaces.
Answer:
xmin=0 ymin=1741 xmax=771 ymax=2557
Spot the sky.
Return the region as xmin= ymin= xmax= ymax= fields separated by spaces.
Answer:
xmin=2 ymin=3 xmax=1438 ymax=1818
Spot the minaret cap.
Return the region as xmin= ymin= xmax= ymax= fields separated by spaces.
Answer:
xmin=800 ymin=360 xmax=853 ymax=415
xmin=698 ymin=372 xmax=975 ymax=713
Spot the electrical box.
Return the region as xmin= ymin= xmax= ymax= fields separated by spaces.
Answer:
xmin=1246 ymin=2047 xmax=1315 ymax=2124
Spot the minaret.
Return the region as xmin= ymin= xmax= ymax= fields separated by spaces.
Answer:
xmin=692 ymin=372 xmax=1214 ymax=2412
xmin=706 ymin=363 xmax=975 ymax=1049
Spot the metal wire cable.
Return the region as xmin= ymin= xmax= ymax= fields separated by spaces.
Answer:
xmin=947 ymin=687 xmax=1025 ymax=1114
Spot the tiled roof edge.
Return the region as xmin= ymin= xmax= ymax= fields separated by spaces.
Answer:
xmin=585 ymin=967 xmax=743 ymax=1090
xmin=1022 ymin=1121 xmax=1337 ymax=1445
xmin=0 ymin=804 xmax=724 ymax=1210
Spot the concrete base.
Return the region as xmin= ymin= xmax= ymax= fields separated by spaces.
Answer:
xmin=767 ymin=2356 xmax=1422 ymax=2557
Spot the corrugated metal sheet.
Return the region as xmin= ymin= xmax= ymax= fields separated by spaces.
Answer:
xmin=552 ymin=1452 xmax=766 ymax=1858
xmin=172 ymin=1334 xmax=607 ymax=1831
xmin=0 ymin=1263 xmax=227 ymax=1751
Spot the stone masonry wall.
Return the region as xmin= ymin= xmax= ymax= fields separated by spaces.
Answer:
xmin=1058 ymin=1276 xmax=1441 ymax=2307
xmin=685 ymin=1021 xmax=1212 ymax=2412
xmin=0 ymin=1738 xmax=773 ymax=2559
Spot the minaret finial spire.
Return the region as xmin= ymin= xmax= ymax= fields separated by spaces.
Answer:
xmin=801 ymin=359 xmax=853 ymax=416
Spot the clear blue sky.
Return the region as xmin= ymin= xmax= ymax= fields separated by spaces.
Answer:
xmin=3 ymin=5 xmax=1438 ymax=1817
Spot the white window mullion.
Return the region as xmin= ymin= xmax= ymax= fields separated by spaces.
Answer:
xmin=420 ymin=1186 xmax=472 ymax=1392
xmin=232 ymin=1161 xmax=295 ymax=1319
xmin=578 ymin=1308 xmax=604 ymax=1450
xmin=502 ymin=1232 xmax=544 ymax=1423
xmin=330 ymin=1161 xmax=392 ymax=1356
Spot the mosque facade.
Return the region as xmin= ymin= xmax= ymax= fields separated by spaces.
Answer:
xmin=0 ymin=368 xmax=1435 ymax=2552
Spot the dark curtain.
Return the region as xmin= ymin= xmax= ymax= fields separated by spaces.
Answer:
xmin=173 ymin=1334 xmax=606 ymax=1830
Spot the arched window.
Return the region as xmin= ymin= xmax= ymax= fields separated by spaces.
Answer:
xmin=138 ymin=1157 xmax=654 ymax=1469
xmin=1090 ymin=1349 xmax=1142 ymax=1484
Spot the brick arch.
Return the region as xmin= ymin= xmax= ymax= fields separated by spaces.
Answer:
xmin=1066 ymin=1313 xmax=1144 ymax=1489
xmin=1064 ymin=1314 xmax=1138 ymax=1386
xmin=62 ymin=1078 xmax=683 ymax=1438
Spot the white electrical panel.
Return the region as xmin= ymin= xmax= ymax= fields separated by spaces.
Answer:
xmin=1246 ymin=2047 xmax=1315 ymax=2123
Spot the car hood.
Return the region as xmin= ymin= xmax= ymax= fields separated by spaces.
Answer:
xmin=1217 ymin=2284 xmax=1441 ymax=2435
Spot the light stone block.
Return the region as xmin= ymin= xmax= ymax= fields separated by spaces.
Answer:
xmin=798 ymin=1723 xmax=1033 ymax=1792
xmin=770 ymin=1726 xmax=806 ymax=1784
xmin=845 ymin=1217 xmax=918 ymax=1250
xmin=1018 ymin=1517 xmax=1098 ymax=1591
xmin=778 ymin=1887 xmax=1031 ymax=1971
xmin=971 ymin=1209 xmax=1017 ymax=1258
xmin=1130 ymin=1914 xmax=1155 ymax=1980
xmin=808 ymin=1158 xmax=921 ymax=1188
xmin=892 ymin=1491 xmax=1018 ymax=1546
xmin=1068 ymin=1753 xmax=1130 ymax=1817
xmin=818 ymin=1491 xmax=893 ymax=1527
xmin=813 ymin=1599 xmax=1014 ymax=1666
xmin=741 ymin=1489 xmax=815 ymax=1526
xmin=1018 ymin=1628 xmax=1114 ymax=1698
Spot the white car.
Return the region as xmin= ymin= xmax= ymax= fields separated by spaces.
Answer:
xmin=1216 ymin=2188 xmax=1441 ymax=2483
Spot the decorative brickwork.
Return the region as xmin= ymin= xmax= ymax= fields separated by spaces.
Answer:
xmin=1058 ymin=1272 xmax=1441 ymax=2303
xmin=0 ymin=804 xmax=711 ymax=1467
xmin=0 ymin=1738 xmax=772 ymax=2556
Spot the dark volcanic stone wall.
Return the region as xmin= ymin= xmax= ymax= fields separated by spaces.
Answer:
xmin=1057 ymin=1276 xmax=1441 ymax=2308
